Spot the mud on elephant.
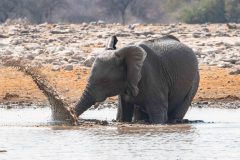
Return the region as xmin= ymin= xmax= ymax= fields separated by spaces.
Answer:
xmin=74 ymin=35 xmax=199 ymax=124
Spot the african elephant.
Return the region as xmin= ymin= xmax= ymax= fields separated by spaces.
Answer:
xmin=74 ymin=35 xmax=199 ymax=124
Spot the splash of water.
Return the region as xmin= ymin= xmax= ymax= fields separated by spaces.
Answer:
xmin=3 ymin=60 xmax=78 ymax=125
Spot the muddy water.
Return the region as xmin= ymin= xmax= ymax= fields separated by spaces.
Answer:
xmin=0 ymin=107 xmax=240 ymax=160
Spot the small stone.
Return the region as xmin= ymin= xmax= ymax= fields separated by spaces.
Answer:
xmin=226 ymin=23 xmax=237 ymax=29
xmin=128 ymin=24 xmax=135 ymax=30
xmin=0 ymin=34 xmax=8 ymax=38
xmin=229 ymin=69 xmax=240 ymax=75
xmin=50 ymin=29 xmax=71 ymax=34
xmin=26 ymin=54 xmax=35 ymax=60
xmin=97 ymin=35 xmax=102 ymax=38
xmin=6 ymin=105 xmax=12 ymax=109
xmin=202 ymin=28 xmax=209 ymax=32
xmin=222 ymin=58 xmax=238 ymax=64
xmin=216 ymin=42 xmax=224 ymax=46
xmin=4 ymin=50 xmax=13 ymax=55
xmin=55 ymin=50 xmax=74 ymax=56
xmin=64 ymin=64 xmax=73 ymax=71
xmin=52 ymin=65 xmax=61 ymax=71
xmin=68 ymin=59 xmax=79 ymax=64
xmin=82 ymin=22 xmax=88 ymax=27
xmin=205 ymin=33 xmax=211 ymax=37
xmin=234 ymin=42 xmax=240 ymax=46
xmin=71 ymin=54 xmax=84 ymax=61
xmin=90 ymin=22 xmax=97 ymax=25
xmin=217 ymin=62 xmax=232 ymax=68
xmin=24 ymin=43 xmax=41 ymax=50
xmin=97 ymin=20 xmax=105 ymax=24
xmin=193 ymin=33 xmax=201 ymax=38
xmin=235 ymin=61 xmax=240 ymax=65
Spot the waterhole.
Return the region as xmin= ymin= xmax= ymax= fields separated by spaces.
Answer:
xmin=0 ymin=107 xmax=240 ymax=160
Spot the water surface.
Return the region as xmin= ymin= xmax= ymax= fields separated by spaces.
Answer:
xmin=0 ymin=107 xmax=240 ymax=160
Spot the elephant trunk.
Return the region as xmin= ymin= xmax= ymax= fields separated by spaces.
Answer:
xmin=74 ymin=88 xmax=95 ymax=117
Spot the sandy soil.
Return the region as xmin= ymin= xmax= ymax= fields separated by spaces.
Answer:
xmin=0 ymin=65 xmax=239 ymax=106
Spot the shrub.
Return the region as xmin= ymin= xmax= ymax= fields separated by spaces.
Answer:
xmin=180 ymin=0 xmax=226 ymax=23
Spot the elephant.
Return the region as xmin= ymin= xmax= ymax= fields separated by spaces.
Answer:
xmin=74 ymin=35 xmax=199 ymax=124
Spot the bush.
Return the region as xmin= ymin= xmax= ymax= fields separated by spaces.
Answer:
xmin=180 ymin=0 xmax=226 ymax=23
xmin=225 ymin=0 xmax=240 ymax=23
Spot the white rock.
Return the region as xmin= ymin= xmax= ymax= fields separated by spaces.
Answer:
xmin=71 ymin=54 xmax=85 ymax=61
xmin=55 ymin=50 xmax=74 ymax=56
xmin=24 ymin=43 xmax=41 ymax=50
xmin=52 ymin=65 xmax=61 ymax=71
xmin=234 ymin=42 xmax=240 ymax=46
xmin=3 ymin=50 xmax=13 ymax=55
xmin=217 ymin=62 xmax=232 ymax=68
xmin=32 ymin=49 xmax=44 ymax=55
xmin=82 ymin=23 xmax=88 ymax=27
xmin=98 ymin=20 xmax=105 ymax=24
xmin=50 ymin=29 xmax=72 ymax=34
xmin=14 ymin=46 xmax=25 ymax=53
xmin=68 ymin=59 xmax=79 ymax=64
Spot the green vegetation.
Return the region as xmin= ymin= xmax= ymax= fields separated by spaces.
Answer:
xmin=180 ymin=0 xmax=240 ymax=23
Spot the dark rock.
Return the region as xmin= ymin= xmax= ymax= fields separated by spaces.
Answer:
xmin=64 ymin=64 xmax=73 ymax=71
xmin=0 ymin=34 xmax=8 ymax=38
xmin=226 ymin=23 xmax=237 ymax=29
xmin=193 ymin=32 xmax=201 ymax=38
xmin=202 ymin=28 xmax=209 ymax=32
xmin=229 ymin=69 xmax=240 ymax=75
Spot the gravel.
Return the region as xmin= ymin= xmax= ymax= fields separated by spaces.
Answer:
xmin=0 ymin=23 xmax=239 ymax=73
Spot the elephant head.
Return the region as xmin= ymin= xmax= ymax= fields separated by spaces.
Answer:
xmin=74 ymin=36 xmax=147 ymax=116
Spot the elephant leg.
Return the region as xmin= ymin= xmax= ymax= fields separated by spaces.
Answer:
xmin=133 ymin=105 xmax=149 ymax=122
xmin=146 ymin=103 xmax=168 ymax=124
xmin=116 ymin=95 xmax=134 ymax=122
xmin=168 ymin=72 xmax=199 ymax=123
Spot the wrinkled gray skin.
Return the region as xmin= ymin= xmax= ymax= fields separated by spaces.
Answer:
xmin=74 ymin=35 xmax=199 ymax=124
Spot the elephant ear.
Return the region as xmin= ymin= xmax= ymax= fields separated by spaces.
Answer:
xmin=115 ymin=46 xmax=147 ymax=97
xmin=106 ymin=36 xmax=118 ymax=50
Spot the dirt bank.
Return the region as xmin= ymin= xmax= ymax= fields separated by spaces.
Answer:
xmin=0 ymin=65 xmax=239 ymax=107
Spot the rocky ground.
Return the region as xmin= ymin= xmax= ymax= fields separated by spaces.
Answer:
xmin=0 ymin=22 xmax=240 ymax=109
